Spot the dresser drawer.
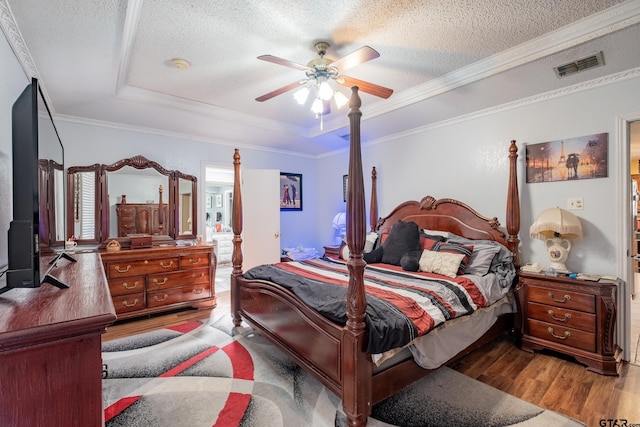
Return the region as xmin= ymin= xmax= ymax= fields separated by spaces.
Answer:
xmin=147 ymin=284 xmax=212 ymax=308
xmin=108 ymin=275 xmax=145 ymax=297
xmin=147 ymin=267 xmax=210 ymax=290
xmin=180 ymin=252 xmax=211 ymax=268
xmin=527 ymin=284 xmax=595 ymax=313
xmin=107 ymin=256 xmax=179 ymax=278
xmin=527 ymin=318 xmax=596 ymax=353
xmin=112 ymin=293 xmax=145 ymax=314
xmin=527 ymin=302 xmax=596 ymax=333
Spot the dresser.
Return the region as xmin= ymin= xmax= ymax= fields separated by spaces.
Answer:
xmin=0 ymin=253 xmax=116 ymax=426
xmin=116 ymin=202 xmax=170 ymax=237
xmin=101 ymin=245 xmax=216 ymax=319
xmin=517 ymin=272 xmax=622 ymax=375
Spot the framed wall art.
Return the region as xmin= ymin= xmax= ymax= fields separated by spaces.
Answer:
xmin=525 ymin=132 xmax=608 ymax=183
xmin=280 ymin=172 xmax=302 ymax=211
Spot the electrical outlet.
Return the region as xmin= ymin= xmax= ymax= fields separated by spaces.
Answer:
xmin=567 ymin=197 xmax=584 ymax=210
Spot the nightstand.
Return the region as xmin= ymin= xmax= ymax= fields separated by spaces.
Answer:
xmin=323 ymin=245 xmax=341 ymax=258
xmin=516 ymin=272 xmax=622 ymax=376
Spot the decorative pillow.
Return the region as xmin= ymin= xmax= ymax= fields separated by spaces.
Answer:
xmin=418 ymin=250 xmax=466 ymax=278
xmin=429 ymin=241 xmax=474 ymax=275
xmin=364 ymin=232 xmax=378 ymax=253
xmin=339 ymin=241 xmax=350 ymax=260
xmin=465 ymin=244 xmax=502 ymax=276
xmin=364 ymin=245 xmax=384 ymax=264
xmin=380 ymin=221 xmax=421 ymax=266
xmin=400 ymin=253 xmax=420 ymax=272
xmin=422 ymin=229 xmax=450 ymax=238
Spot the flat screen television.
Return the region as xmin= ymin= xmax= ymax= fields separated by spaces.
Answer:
xmin=1 ymin=78 xmax=72 ymax=294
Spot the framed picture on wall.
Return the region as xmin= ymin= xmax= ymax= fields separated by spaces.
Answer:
xmin=280 ymin=172 xmax=302 ymax=211
xmin=216 ymin=194 xmax=222 ymax=207
xmin=206 ymin=195 xmax=213 ymax=209
xmin=526 ymin=133 xmax=608 ymax=183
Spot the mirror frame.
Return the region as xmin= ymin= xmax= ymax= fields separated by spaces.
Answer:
xmin=66 ymin=163 xmax=101 ymax=245
xmin=39 ymin=159 xmax=64 ymax=252
xmin=66 ymin=155 xmax=198 ymax=246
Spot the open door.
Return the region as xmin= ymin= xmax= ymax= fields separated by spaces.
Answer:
xmin=242 ymin=169 xmax=280 ymax=270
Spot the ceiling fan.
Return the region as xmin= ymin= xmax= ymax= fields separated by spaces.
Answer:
xmin=255 ymin=41 xmax=393 ymax=115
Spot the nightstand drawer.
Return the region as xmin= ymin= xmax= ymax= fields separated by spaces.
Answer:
xmin=527 ymin=302 xmax=596 ymax=333
xmin=527 ymin=318 xmax=596 ymax=353
xmin=527 ymin=284 xmax=595 ymax=313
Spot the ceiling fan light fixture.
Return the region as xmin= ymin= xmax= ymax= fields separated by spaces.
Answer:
xmin=311 ymin=97 xmax=324 ymax=114
xmin=318 ymin=80 xmax=333 ymax=101
xmin=334 ymin=91 xmax=348 ymax=108
xmin=293 ymin=87 xmax=310 ymax=105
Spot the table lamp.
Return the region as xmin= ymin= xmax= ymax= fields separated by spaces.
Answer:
xmin=529 ymin=207 xmax=583 ymax=273
xmin=332 ymin=212 xmax=347 ymax=245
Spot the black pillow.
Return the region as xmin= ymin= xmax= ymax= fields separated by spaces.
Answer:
xmin=363 ymin=245 xmax=384 ymax=264
xmin=400 ymin=251 xmax=421 ymax=271
xmin=381 ymin=221 xmax=421 ymax=266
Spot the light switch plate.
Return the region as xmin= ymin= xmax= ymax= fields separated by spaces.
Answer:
xmin=567 ymin=197 xmax=584 ymax=210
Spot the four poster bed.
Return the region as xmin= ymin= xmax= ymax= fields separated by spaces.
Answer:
xmin=230 ymin=87 xmax=521 ymax=427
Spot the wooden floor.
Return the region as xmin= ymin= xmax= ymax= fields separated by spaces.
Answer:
xmin=103 ymin=290 xmax=640 ymax=427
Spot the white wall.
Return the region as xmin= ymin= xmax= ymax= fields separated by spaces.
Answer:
xmin=57 ymin=120 xmax=319 ymax=250
xmin=0 ymin=28 xmax=30 ymax=268
xmin=317 ymin=72 xmax=640 ymax=278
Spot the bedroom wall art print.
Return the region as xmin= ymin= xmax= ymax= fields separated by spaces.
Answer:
xmin=526 ymin=133 xmax=608 ymax=183
xmin=280 ymin=172 xmax=302 ymax=211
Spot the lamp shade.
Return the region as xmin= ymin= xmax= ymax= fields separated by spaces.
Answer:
xmin=529 ymin=207 xmax=583 ymax=240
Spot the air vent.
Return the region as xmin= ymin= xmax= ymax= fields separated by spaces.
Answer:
xmin=554 ymin=52 xmax=604 ymax=78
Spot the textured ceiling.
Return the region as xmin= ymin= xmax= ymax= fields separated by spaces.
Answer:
xmin=2 ymin=0 xmax=640 ymax=157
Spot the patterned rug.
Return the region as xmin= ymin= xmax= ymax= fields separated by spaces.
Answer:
xmin=102 ymin=311 xmax=584 ymax=427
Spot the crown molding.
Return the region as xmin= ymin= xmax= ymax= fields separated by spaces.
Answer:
xmin=0 ymin=0 xmax=37 ymax=79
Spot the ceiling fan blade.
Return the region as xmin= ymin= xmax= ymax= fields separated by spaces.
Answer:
xmin=330 ymin=46 xmax=380 ymax=72
xmin=257 ymin=55 xmax=310 ymax=71
xmin=337 ymin=76 xmax=393 ymax=99
xmin=255 ymin=81 xmax=303 ymax=102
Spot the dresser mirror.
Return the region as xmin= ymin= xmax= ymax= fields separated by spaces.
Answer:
xmin=66 ymin=155 xmax=198 ymax=246
xmin=66 ymin=164 xmax=101 ymax=244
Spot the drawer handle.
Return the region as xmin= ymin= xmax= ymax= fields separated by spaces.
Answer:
xmin=189 ymin=258 xmax=201 ymax=264
xmin=153 ymin=277 xmax=168 ymax=285
xmin=115 ymin=265 xmax=131 ymax=273
xmin=160 ymin=260 xmax=174 ymax=269
xmin=192 ymin=288 xmax=203 ymax=294
xmin=154 ymin=294 xmax=168 ymax=302
xmin=192 ymin=273 xmax=205 ymax=279
xmin=548 ymin=310 xmax=571 ymax=322
xmin=547 ymin=292 xmax=570 ymax=303
xmin=547 ymin=327 xmax=570 ymax=340
xmin=122 ymin=299 xmax=139 ymax=307
xmin=123 ymin=281 xmax=140 ymax=290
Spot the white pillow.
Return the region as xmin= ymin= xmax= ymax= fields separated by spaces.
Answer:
xmin=364 ymin=232 xmax=378 ymax=253
xmin=422 ymin=229 xmax=450 ymax=238
xmin=418 ymin=250 xmax=465 ymax=278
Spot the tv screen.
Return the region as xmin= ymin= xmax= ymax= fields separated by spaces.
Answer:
xmin=2 ymin=78 xmax=69 ymax=293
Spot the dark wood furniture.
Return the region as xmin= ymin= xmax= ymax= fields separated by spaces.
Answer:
xmin=0 ymin=253 xmax=116 ymax=427
xmin=517 ymin=272 xmax=622 ymax=375
xmin=323 ymin=244 xmax=340 ymax=258
xmin=230 ymin=87 xmax=522 ymax=427
xmin=101 ymin=245 xmax=216 ymax=320
xmin=116 ymin=202 xmax=169 ymax=237
xmin=67 ymin=155 xmax=198 ymax=247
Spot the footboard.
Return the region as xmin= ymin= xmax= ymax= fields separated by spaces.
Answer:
xmin=236 ymin=276 xmax=346 ymax=396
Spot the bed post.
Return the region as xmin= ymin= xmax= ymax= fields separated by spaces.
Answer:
xmin=342 ymin=86 xmax=371 ymax=427
xmin=506 ymin=140 xmax=521 ymax=267
xmin=370 ymin=167 xmax=377 ymax=232
xmin=231 ymin=148 xmax=243 ymax=327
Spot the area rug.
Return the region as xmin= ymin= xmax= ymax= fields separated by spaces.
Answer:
xmin=102 ymin=311 xmax=584 ymax=427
